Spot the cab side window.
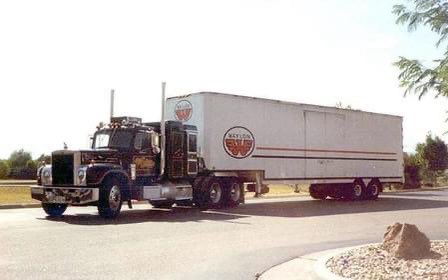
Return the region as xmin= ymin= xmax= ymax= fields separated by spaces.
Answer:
xmin=134 ymin=132 xmax=151 ymax=151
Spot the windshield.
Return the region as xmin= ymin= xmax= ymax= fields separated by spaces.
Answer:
xmin=93 ymin=129 xmax=134 ymax=149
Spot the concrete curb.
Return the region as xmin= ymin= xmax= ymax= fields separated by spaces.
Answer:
xmin=259 ymin=244 xmax=378 ymax=280
xmin=313 ymin=245 xmax=379 ymax=280
xmin=0 ymin=203 xmax=41 ymax=210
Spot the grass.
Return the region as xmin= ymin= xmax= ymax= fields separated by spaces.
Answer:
xmin=0 ymin=184 xmax=306 ymax=205
xmin=249 ymin=184 xmax=309 ymax=197
xmin=0 ymin=186 xmax=37 ymax=204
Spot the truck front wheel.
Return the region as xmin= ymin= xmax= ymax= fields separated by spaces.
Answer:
xmin=98 ymin=178 xmax=122 ymax=218
xmin=42 ymin=203 xmax=67 ymax=217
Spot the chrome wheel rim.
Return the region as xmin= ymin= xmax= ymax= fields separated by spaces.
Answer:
xmin=353 ymin=184 xmax=363 ymax=197
xmin=230 ymin=183 xmax=241 ymax=202
xmin=109 ymin=185 xmax=121 ymax=210
xmin=210 ymin=183 xmax=222 ymax=204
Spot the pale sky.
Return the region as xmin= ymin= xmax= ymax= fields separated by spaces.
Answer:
xmin=0 ymin=0 xmax=447 ymax=159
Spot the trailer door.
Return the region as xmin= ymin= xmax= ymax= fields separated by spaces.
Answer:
xmin=304 ymin=111 xmax=326 ymax=178
xmin=305 ymin=111 xmax=347 ymax=179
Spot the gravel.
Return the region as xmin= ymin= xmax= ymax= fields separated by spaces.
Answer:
xmin=326 ymin=241 xmax=448 ymax=280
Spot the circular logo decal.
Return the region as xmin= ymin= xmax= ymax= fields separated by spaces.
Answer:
xmin=175 ymin=100 xmax=193 ymax=122
xmin=223 ymin=126 xmax=255 ymax=159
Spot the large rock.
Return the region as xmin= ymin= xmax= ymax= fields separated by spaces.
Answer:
xmin=382 ymin=223 xmax=431 ymax=260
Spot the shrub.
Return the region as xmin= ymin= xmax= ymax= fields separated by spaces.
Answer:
xmin=0 ymin=160 xmax=10 ymax=179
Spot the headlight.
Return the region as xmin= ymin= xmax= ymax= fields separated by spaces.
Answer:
xmin=77 ymin=167 xmax=87 ymax=186
xmin=41 ymin=166 xmax=52 ymax=186
xmin=78 ymin=169 xmax=86 ymax=182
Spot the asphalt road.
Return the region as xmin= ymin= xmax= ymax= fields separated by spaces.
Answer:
xmin=2 ymin=190 xmax=448 ymax=280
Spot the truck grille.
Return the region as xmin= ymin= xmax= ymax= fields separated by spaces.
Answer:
xmin=52 ymin=153 xmax=74 ymax=185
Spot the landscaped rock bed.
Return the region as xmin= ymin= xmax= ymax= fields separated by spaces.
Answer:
xmin=326 ymin=241 xmax=448 ymax=279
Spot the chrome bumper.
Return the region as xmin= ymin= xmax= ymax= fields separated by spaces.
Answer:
xmin=30 ymin=185 xmax=99 ymax=205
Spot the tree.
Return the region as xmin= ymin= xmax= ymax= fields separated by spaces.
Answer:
xmin=422 ymin=134 xmax=448 ymax=170
xmin=0 ymin=160 xmax=10 ymax=179
xmin=393 ymin=1 xmax=448 ymax=98
xmin=36 ymin=154 xmax=51 ymax=165
xmin=7 ymin=149 xmax=34 ymax=179
xmin=8 ymin=149 xmax=32 ymax=169
xmin=414 ymin=133 xmax=448 ymax=185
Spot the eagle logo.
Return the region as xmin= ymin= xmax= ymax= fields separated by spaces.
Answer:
xmin=223 ymin=127 xmax=255 ymax=159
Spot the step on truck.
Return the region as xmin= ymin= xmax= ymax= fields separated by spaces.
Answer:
xmin=31 ymin=89 xmax=404 ymax=218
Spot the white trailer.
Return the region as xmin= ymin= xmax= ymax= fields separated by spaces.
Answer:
xmin=31 ymin=90 xmax=405 ymax=219
xmin=166 ymin=92 xmax=403 ymax=200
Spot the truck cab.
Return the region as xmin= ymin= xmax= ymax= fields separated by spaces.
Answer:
xmin=30 ymin=116 xmax=232 ymax=219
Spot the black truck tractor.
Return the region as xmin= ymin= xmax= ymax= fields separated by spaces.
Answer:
xmin=31 ymin=117 xmax=244 ymax=218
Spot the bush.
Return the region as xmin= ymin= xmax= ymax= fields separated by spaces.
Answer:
xmin=0 ymin=160 xmax=10 ymax=179
xmin=404 ymin=153 xmax=421 ymax=189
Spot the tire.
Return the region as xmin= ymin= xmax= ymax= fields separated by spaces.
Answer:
xmin=150 ymin=200 xmax=175 ymax=209
xmin=42 ymin=203 xmax=67 ymax=217
xmin=366 ymin=179 xmax=381 ymax=200
xmin=197 ymin=177 xmax=225 ymax=209
xmin=309 ymin=184 xmax=327 ymax=200
xmin=348 ymin=180 xmax=366 ymax=201
xmin=98 ymin=177 xmax=123 ymax=218
xmin=223 ymin=178 xmax=243 ymax=207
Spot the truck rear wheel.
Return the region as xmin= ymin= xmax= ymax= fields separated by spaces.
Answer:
xmin=197 ymin=177 xmax=224 ymax=209
xmin=98 ymin=178 xmax=122 ymax=218
xmin=42 ymin=203 xmax=67 ymax=217
xmin=223 ymin=178 xmax=242 ymax=207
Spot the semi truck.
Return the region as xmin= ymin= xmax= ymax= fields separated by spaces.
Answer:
xmin=31 ymin=90 xmax=404 ymax=218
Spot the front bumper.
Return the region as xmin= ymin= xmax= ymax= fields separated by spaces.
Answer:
xmin=30 ymin=186 xmax=99 ymax=205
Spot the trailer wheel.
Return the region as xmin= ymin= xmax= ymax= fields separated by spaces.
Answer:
xmin=309 ymin=184 xmax=327 ymax=200
xmin=366 ymin=179 xmax=381 ymax=200
xmin=150 ymin=200 xmax=175 ymax=209
xmin=98 ymin=177 xmax=122 ymax=218
xmin=197 ymin=177 xmax=224 ymax=209
xmin=42 ymin=203 xmax=67 ymax=217
xmin=223 ymin=178 xmax=242 ymax=207
xmin=348 ymin=180 xmax=366 ymax=201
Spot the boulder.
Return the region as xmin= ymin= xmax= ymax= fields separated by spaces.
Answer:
xmin=382 ymin=223 xmax=431 ymax=260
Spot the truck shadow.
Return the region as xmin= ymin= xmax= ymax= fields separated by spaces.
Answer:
xmin=41 ymin=195 xmax=448 ymax=225
xmin=225 ymin=196 xmax=448 ymax=218
xmin=41 ymin=206 xmax=249 ymax=226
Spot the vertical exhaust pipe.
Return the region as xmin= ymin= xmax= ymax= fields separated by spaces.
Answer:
xmin=160 ymin=82 xmax=166 ymax=177
xmin=110 ymin=89 xmax=115 ymax=119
